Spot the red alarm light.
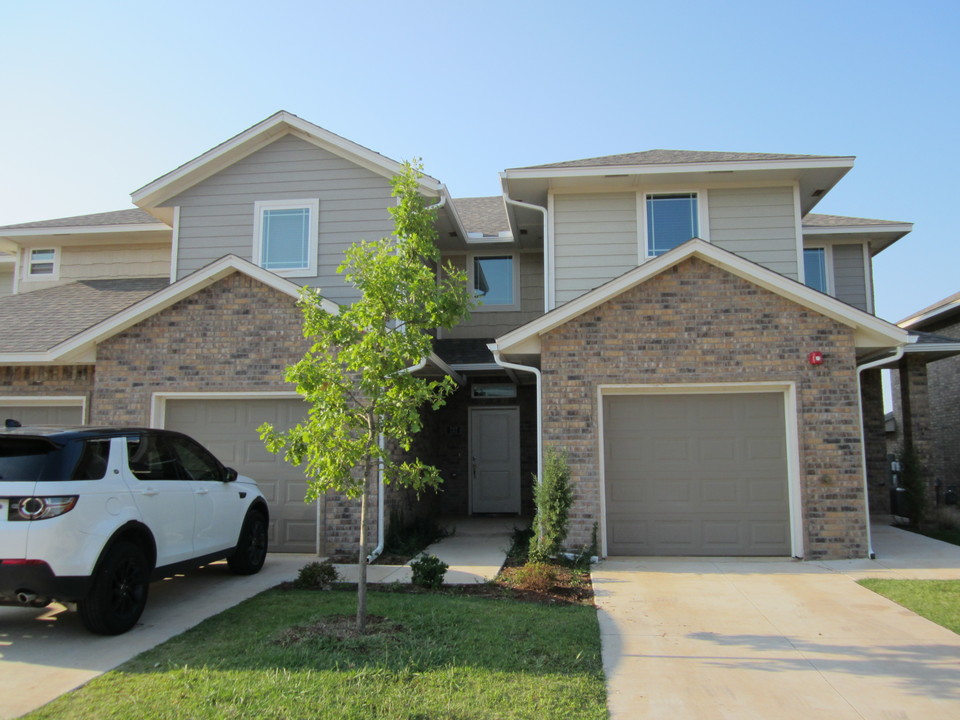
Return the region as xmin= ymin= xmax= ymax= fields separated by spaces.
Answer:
xmin=808 ymin=351 xmax=824 ymax=365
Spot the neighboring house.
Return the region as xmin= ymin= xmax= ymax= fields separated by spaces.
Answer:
xmin=0 ymin=111 xmax=940 ymax=560
xmin=894 ymin=294 xmax=960 ymax=507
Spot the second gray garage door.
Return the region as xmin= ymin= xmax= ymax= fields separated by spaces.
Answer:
xmin=0 ymin=403 xmax=83 ymax=426
xmin=165 ymin=398 xmax=315 ymax=553
xmin=604 ymin=392 xmax=790 ymax=556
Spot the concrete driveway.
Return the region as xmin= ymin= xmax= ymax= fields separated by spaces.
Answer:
xmin=0 ymin=554 xmax=311 ymax=720
xmin=593 ymin=524 xmax=960 ymax=720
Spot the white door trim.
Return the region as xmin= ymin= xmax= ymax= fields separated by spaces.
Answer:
xmin=468 ymin=405 xmax=521 ymax=514
xmin=597 ymin=382 xmax=803 ymax=559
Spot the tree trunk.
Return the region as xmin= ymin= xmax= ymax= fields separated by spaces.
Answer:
xmin=357 ymin=467 xmax=369 ymax=633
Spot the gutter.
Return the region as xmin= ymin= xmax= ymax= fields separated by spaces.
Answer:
xmin=856 ymin=346 xmax=905 ymax=560
xmin=501 ymin=190 xmax=550 ymax=313
xmin=489 ymin=346 xmax=542 ymax=483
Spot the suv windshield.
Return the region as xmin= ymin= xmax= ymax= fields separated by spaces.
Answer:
xmin=0 ymin=437 xmax=102 ymax=481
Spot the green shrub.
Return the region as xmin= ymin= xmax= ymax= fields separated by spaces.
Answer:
xmin=506 ymin=525 xmax=534 ymax=563
xmin=529 ymin=449 xmax=572 ymax=562
xmin=294 ymin=560 xmax=340 ymax=590
xmin=410 ymin=553 xmax=448 ymax=589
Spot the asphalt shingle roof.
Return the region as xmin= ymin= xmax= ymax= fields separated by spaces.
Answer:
xmin=0 ymin=209 xmax=161 ymax=231
xmin=802 ymin=213 xmax=910 ymax=228
xmin=452 ymin=197 xmax=510 ymax=236
xmin=0 ymin=278 xmax=169 ymax=353
xmin=517 ymin=149 xmax=845 ymax=170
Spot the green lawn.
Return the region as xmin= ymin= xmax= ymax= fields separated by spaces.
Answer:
xmin=858 ymin=579 xmax=960 ymax=634
xmin=26 ymin=589 xmax=608 ymax=720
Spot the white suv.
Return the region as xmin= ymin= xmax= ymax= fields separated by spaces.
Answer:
xmin=0 ymin=426 xmax=269 ymax=635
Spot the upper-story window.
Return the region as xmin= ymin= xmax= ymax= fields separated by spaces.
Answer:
xmin=803 ymin=248 xmax=828 ymax=293
xmin=471 ymin=254 xmax=517 ymax=311
xmin=252 ymin=199 xmax=319 ymax=277
xmin=645 ymin=193 xmax=699 ymax=256
xmin=26 ymin=248 xmax=58 ymax=279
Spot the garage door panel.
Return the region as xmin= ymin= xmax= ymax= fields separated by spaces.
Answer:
xmin=165 ymin=398 xmax=315 ymax=552
xmin=604 ymin=393 xmax=790 ymax=556
xmin=0 ymin=404 xmax=83 ymax=426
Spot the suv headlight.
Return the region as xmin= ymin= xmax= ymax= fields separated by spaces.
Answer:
xmin=9 ymin=496 xmax=79 ymax=521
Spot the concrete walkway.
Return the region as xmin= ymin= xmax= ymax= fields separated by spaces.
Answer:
xmin=0 ymin=553 xmax=313 ymax=720
xmin=334 ymin=516 xmax=518 ymax=584
xmin=594 ymin=523 xmax=960 ymax=720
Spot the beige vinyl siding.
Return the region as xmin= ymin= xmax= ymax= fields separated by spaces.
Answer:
xmin=442 ymin=253 xmax=543 ymax=339
xmin=60 ymin=243 xmax=170 ymax=280
xmin=831 ymin=243 xmax=869 ymax=311
xmin=708 ymin=187 xmax=798 ymax=279
xmin=553 ymin=193 xmax=638 ymax=305
xmin=168 ymin=134 xmax=396 ymax=305
xmin=0 ymin=265 xmax=13 ymax=296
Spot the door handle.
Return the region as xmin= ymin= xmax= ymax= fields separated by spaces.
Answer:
xmin=195 ymin=488 xmax=209 ymax=495
xmin=142 ymin=488 xmax=159 ymax=497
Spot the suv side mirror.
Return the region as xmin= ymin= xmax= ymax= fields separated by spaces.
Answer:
xmin=223 ymin=467 xmax=238 ymax=483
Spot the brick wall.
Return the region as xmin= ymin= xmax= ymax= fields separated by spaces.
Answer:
xmin=540 ymin=257 xmax=867 ymax=560
xmin=0 ymin=365 xmax=94 ymax=398
xmin=91 ymin=271 xmax=370 ymax=557
xmin=860 ymin=369 xmax=891 ymax=513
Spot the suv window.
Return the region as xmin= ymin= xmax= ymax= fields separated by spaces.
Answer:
xmin=168 ymin=436 xmax=223 ymax=481
xmin=0 ymin=437 xmax=107 ymax=481
xmin=126 ymin=434 xmax=180 ymax=481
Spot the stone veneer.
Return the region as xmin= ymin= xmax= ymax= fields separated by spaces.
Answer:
xmin=540 ymin=257 xmax=867 ymax=560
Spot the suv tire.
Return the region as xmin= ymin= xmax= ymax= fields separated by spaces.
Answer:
xmin=227 ymin=509 xmax=268 ymax=575
xmin=78 ymin=540 xmax=150 ymax=635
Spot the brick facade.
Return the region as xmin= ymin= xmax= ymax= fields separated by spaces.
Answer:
xmin=860 ymin=369 xmax=891 ymax=514
xmin=88 ymin=271 xmax=370 ymax=557
xmin=540 ymin=257 xmax=868 ymax=560
xmin=0 ymin=365 xmax=94 ymax=400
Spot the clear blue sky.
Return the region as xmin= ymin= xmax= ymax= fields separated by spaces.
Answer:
xmin=1 ymin=0 xmax=957 ymax=324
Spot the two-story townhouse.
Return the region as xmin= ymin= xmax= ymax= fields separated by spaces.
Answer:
xmin=0 ymin=111 xmax=942 ymax=560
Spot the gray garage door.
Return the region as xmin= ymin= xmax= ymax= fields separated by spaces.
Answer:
xmin=604 ymin=392 xmax=790 ymax=556
xmin=165 ymin=398 xmax=315 ymax=553
xmin=0 ymin=403 xmax=83 ymax=426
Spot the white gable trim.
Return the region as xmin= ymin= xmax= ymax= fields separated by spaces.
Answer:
xmin=495 ymin=238 xmax=908 ymax=355
xmin=132 ymin=111 xmax=443 ymax=209
xmin=0 ymin=255 xmax=338 ymax=365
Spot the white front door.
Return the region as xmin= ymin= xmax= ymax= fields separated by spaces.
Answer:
xmin=470 ymin=407 xmax=521 ymax=514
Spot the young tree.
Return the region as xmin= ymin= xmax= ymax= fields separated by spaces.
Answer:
xmin=260 ymin=162 xmax=471 ymax=631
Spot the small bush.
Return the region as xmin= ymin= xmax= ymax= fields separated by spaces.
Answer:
xmin=506 ymin=525 xmax=534 ymax=563
xmin=294 ymin=560 xmax=340 ymax=590
xmin=506 ymin=561 xmax=559 ymax=593
xmin=410 ymin=553 xmax=448 ymax=589
xmin=530 ymin=449 xmax=572 ymax=562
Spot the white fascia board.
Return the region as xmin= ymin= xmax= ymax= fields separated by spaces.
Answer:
xmin=0 ymin=255 xmax=338 ymax=365
xmin=0 ymin=223 xmax=171 ymax=239
xmin=903 ymin=342 xmax=960 ymax=353
xmin=132 ymin=111 xmax=442 ymax=209
xmin=495 ymin=239 xmax=908 ymax=355
xmin=802 ymin=223 xmax=913 ymax=236
xmin=503 ymin=156 xmax=856 ymax=181
xmin=900 ymin=299 xmax=960 ymax=329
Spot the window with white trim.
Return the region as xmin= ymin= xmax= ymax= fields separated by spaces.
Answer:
xmin=253 ymin=199 xmax=319 ymax=277
xmin=803 ymin=248 xmax=828 ymax=293
xmin=27 ymin=248 xmax=58 ymax=279
xmin=471 ymin=254 xmax=517 ymax=309
xmin=645 ymin=193 xmax=699 ymax=256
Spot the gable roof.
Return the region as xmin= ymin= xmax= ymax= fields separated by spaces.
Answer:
xmin=518 ymin=149 xmax=849 ymax=171
xmin=0 ymin=277 xmax=169 ymax=354
xmin=0 ymin=208 xmax=161 ymax=232
xmin=802 ymin=213 xmax=911 ymax=228
xmin=494 ymin=239 xmax=909 ymax=358
xmin=898 ymin=290 xmax=960 ymax=330
xmin=131 ymin=111 xmax=445 ymax=211
xmin=0 ymin=255 xmax=338 ymax=364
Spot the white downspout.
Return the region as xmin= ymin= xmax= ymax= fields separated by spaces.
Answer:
xmin=856 ymin=346 xmax=905 ymax=560
xmin=502 ymin=193 xmax=550 ymax=314
xmin=367 ymin=186 xmax=448 ymax=562
xmin=490 ymin=346 xmax=542 ymax=483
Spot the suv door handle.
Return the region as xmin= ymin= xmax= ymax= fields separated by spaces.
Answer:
xmin=195 ymin=488 xmax=209 ymax=495
xmin=141 ymin=488 xmax=159 ymax=497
